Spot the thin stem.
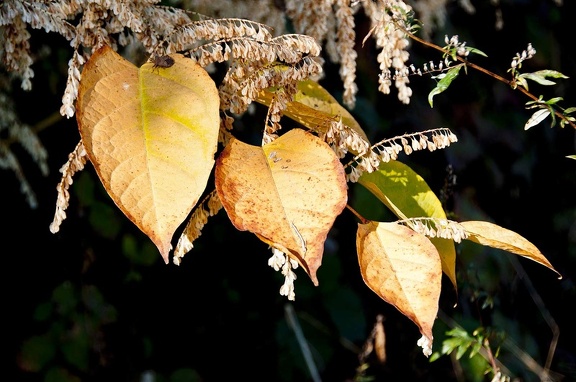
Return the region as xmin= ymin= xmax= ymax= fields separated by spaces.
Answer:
xmin=403 ymin=28 xmax=576 ymax=129
xmin=346 ymin=204 xmax=368 ymax=224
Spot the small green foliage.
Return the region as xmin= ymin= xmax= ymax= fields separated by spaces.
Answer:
xmin=428 ymin=64 xmax=464 ymax=107
xmin=517 ymin=70 xmax=569 ymax=91
xmin=431 ymin=326 xmax=507 ymax=380
xmin=524 ymin=95 xmax=576 ymax=129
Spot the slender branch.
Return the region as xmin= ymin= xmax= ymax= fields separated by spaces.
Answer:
xmin=403 ymin=28 xmax=576 ymax=129
xmin=285 ymin=304 xmax=322 ymax=382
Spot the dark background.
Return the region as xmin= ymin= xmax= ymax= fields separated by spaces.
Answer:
xmin=5 ymin=1 xmax=575 ymax=381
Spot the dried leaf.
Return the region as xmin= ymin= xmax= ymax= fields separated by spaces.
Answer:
xmin=77 ymin=45 xmax=220 ymax=263
xmin=460 ymin=221 xmax=561 ymax=278
xmin=215 ymin=128 xmax=347 ymax=285
xmin=357 ymin=221 xmax=441 ymax=349
xmin=359 ymin=161 xmax=457 ymax=289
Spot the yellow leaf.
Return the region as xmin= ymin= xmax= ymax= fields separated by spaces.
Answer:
xmin=357 ymin=221 xmax=441 ymax=348
xmin=215 ymin=128 xmax=348 ymax=285
xmin=460 ymin=221 xmax=561 ymax=278
xmin=359 ymin=161 xmax=458 ymax=289
xmin=77 ymin=46 xmax=220 ymax=263
xmin=256 ymin=79 xmax=369 ymax=143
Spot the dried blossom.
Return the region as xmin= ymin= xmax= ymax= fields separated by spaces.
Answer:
xmin=173 ymin=190 xmax=223 ymax=265
xmin=346 ymin=128 xmax=458 ymax=182
xmin=49 ymin=141 xmax=88 ymax=233
xmin=335 ymin=0 xmax=358 ymax=108
xmin=362 ymin=0 xmax=413 ymax=104
xmin=60 ymin=49 xmax=85 ymax=118
xmin=268 ymin=247 xmax=299 ymax=301
xmin=0 ymin=85 xmax=49 ymax=208
xmin=397 ymin=217 xmax=469 ymax=243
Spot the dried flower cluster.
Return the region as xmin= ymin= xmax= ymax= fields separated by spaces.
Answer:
xmin=0 ymin=83 xmax=49 ymax=208
xmin=346 ymin=128 xmax=458 ymax=182
xmin=397 ymin=217 xmax=469 ymax=243
xmin=268 ymin=247 xmax=299 ymax=301
xmin=323 ymin=118 xmax=370 ymax=159
xmin=363 ymin=0 xmax=414 ymax=104
xmin=173 ymin=190 xmax=223 ymax=265
xmin=49 ymin=141 xmax=87 ymax=233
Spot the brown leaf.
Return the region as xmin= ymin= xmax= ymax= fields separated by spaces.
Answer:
xmin=77 ymin=46 xmax=220 ymax=263
xmin=357 ymin=221 xmax=442 ymax=348
xmin=461 ymin=221 xmax=561 ymax=278
xmin=215 ymin=128 xmax=348 ymax=285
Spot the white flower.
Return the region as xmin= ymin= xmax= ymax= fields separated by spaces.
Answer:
xmin=417 ymin=335 xmax=433 ymax=357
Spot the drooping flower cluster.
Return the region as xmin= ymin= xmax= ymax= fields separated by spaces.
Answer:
xmin=398 ymin=217 xmax=469 ymax=243
xmin=0 ymin=84 xmax=50 ymax=208
xmin=363 ymin=0 xmax=414 ymax=104
xmin=346 ymin=128 xmax=458 ymax=182
xmin=173 ymin=190 xmax=223 ymax=265
xmin=268 ymin=248 xmax=299 ymax=301
xmin=49 ymin=141 xmax=87 ymax=233
xmin=323 ymin=118 xmax=370 ymax=159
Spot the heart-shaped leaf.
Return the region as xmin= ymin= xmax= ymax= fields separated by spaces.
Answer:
xmin=357 ymin=221 xmax=442 ymax=354
xmin=359 ymin=161 xmax=457 ymax=288
xmin=77 ymin=46 xmax=220 ymax=263
xmin=215 ymin=128 xmax=347 ymax=285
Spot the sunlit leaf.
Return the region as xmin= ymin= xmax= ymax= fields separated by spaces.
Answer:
xmin=519 ymin=72 xmax=557 ymax=86
xmin=520 ymin=70 xmax=568 ymax=87
xmin=215 ymin=128 xmax=347 ymax=285
xmin=77 ymin=45 xmax=220 ymax=263
xmin=358 ymin=161 xmax=457 ymax=288
xmin=467 ymin=47 xmax=488 ymax=57
xmin=256 ymin=79 xmax=369 ymax=144
xmin=524 ymin=108 xmax=551 ymax=130
xmin=357 ymin=221 xmax=442 ymax=349
xmin=460 ymin=221 xmax=561 ymax=278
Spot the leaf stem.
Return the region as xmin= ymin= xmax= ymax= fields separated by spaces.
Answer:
xmin=346 ymin=204 xmax=368 ymax=224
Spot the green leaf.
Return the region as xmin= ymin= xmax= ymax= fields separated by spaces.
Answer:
xmin=455 ymin=342 xmax=471 ymax=360
xmin=516 ymin=76 xmax=529 ymax=90
xmin=519 ymin=72 xmax=556 ymax=86
xmin=428 ymin=65 xmax=463 ymax=107
xmin=533 ymin=69 xmax=569 ymax=79
xmin=545 ymin=97 xmax=564 ymax=105
xmin=467 ymin=47 xmax=488 ymax=57
xmin=358 ymin=161 xmax=457 ymax=288
xmin=19 ymin=335 xmax=57 ymax=372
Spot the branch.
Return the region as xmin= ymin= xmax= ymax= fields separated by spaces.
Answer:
xmin=403 ymin=29 xmax=576 ymax=129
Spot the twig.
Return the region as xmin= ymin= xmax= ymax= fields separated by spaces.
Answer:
xmin=285 ymin=303 xmax=322 ymax=382
xmin=402 ymin=28 xmax=576 ymax=129
xmin=507 ymin=255 xmax=560 ymax=379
